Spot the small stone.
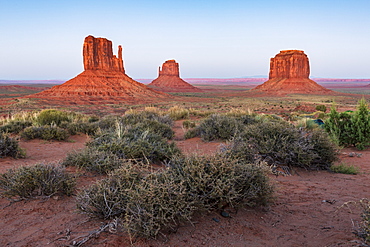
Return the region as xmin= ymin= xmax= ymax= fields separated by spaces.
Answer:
xmin=221 ymin=211 xmax=230 ymax=218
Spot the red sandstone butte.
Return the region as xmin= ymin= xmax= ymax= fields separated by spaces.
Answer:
xmin=31 ymin=35 xmax=169 ymax=103
xmin=253 ymin=50 xmax=332 ymax=94
xmin=148 ymin=60 xmax=202 ymax=92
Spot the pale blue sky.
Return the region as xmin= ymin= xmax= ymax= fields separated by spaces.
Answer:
xmin=1 ymin=0 xmax=369 ymax=80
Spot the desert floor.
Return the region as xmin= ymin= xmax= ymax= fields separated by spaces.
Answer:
xmin=1 ymin=84 xmax=370 ymax=246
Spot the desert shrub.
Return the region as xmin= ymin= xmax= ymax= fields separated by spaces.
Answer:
xmin=62 ymin=148 xmax=123 ymax=174
xmin=77 ymin=155 xmax=273 ymax=239
xmin=224 ymin=108 xmax=251 ymax=118
xmin=295 ymin=118 xmax=321 ymax=130
xmin=167 ymin=106 xmax=189 ymax=120
xmin=330 ymin=162 xmax=360 ymax=175
xmin=60 ymin=121 xmax=99 ymax=136
xmin=193 ymin=114 xmax=245 ymax=141
xmin=21 ymin=125 xmax=69 ymax=141
xmin=308 ymin=128 xmax=339 ymax=169
xmin=0 ymin=111 xmax=39 ymax=126
xmin=355 ymin=199 xmax=370 ymax=244
xmin=315 ymin=104 xmax=327 ymax=112
xmin=182 ymin=120 xmax=196 ymax=129
xmin=0 ymin=133 xmax=25 ymax=158
xmin=123 ymin=170 xmax=195 ymax=238
xmin=93 ymin=115 xmax=122 ymax=131
xmin=223 ymin=122 xmax=338 ymax=170
xmin=77 ymin=162 xmax=144 ymax=219
xmin=133 ymin=120 xmax=174 ymax=139
xmin=0 ymin=163 xmax=75 ymax=199
xmin=325 ymin=99 xmax=370 ymax=150
xmin=77 ymin=162 xmax=194 ymax=238
xmin=122 ymin=111 xmax=173 ymax=127
xmin=184 ymin=128 xmax=198 ymax=139
xmin=0 ymin=120 xmax=33 ymax=134
xmin=36 ymin=109 xmax=71 ymax=126
xmin=185 ymin=113 xmax=263 ymax=141
xmin=166 ymin=155 xmax=273 ymax=210
xmin=88 ymin=128 xmax=180 ymax=163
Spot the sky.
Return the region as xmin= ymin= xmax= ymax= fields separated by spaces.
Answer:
xmin=0 ymin=0 xmax=369 ymax=80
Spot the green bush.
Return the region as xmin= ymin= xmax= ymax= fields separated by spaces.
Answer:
xmin=223 ymin=122 xmax=338 ymax=170
xmin=330 ymin=162 xmax=360 ymax=175
xmin=21 ymin=125 xmax=69 ymax=141
xmin=62 ymin=148 xmax=122 ymax=174
xmin=0 ymin=163 xmax=75 ymax=199
xmin=59 ymin=121 xmax=99 ymax=136
xmin=0 ymin=120 xmax=33 ymax=134
xmin=315 ymin=104 xmax=327 ymax=112
xmin=325 ymin=99 xmax=370 ymax=150
xmin=36 ymin=109 xmax=71 ymax=126
xmin=0 ymin=133 xmax=25 ymax=158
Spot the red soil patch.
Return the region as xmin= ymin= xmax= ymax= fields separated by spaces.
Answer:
xmin=0 ymin=131 xmax=369 ymax=246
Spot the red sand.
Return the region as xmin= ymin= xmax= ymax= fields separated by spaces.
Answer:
xmin=0 ymin=126 xmax=369 ymax=246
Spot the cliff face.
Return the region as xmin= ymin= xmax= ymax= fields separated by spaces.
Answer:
xmin=32 ymin=36 xmax=169 ymax=103
xmin=149 ymin=60 xmax=202 ymax=92
xmin=269 ymin=50 xmax=309 ymax=79
xmin=253 ymin=50 xmax=333 ymax=94
xmin=83 ymin=35 xmax=124 ymax=72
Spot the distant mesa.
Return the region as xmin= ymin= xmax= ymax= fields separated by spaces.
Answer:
xmin=253 ymin=50 xmax=333 ymax=94
xmin=31 ymin=35 xmax=169 ymax=103
xmin=148 ymin=60 xmax=202 ymax=92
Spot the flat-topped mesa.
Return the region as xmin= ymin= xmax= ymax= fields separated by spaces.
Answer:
xmin=148 ymin=59 xmax=202 ymax=92
xmin=269 ymin=50 xmax=309 ymax=79
xmin=253 ymin=50 xmax=333 ymax=95
xmin=83 ymin=35 xmax=124 ymax=72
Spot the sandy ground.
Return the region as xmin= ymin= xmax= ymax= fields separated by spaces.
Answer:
xmin=0 ymin=125 xmax=369 ymax=246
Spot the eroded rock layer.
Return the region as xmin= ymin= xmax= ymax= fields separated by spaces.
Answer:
xmin=149 ymin=60 xmax=202 ymax=92
xmin=253 ymin=50 xmax=332 ymax=94
xmin=32 ymin=36 xmax=169 ymax=103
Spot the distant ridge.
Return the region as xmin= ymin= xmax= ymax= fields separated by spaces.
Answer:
xmin=0 ymin=80 xmax=65 ymax=84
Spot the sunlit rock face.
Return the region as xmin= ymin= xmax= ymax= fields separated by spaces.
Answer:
xmin=149 ymin=60 xmax=202 ymax=92
xmin=253 ymin=50 xmax=332 ymax=94
xmin=83 ymin=35 xmax=124 ymax=72
xmin=33 ymin=35 xmax=169 ymax=102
